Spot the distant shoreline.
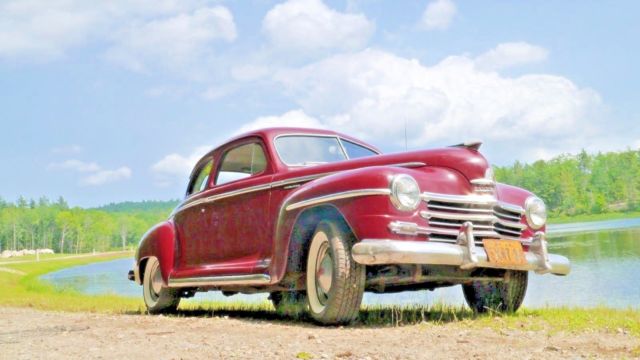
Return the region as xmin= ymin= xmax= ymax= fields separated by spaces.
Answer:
xmin=548 ymin=211 xmax=640 ymax=224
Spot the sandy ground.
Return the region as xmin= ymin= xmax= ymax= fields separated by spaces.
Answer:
xmin=0 ymin=307 xmax=637 ymax=360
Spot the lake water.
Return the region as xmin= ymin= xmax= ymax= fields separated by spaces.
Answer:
xmin=41 ymin=218 xmax=640 ymax=308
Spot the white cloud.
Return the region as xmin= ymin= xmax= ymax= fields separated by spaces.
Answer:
xmin=0 ymin=0 xmax=235 ymax=80
xmin=151 ymin=145 xmax=211 ymax=179
xmin=475 ymin=42 xmax=549 ymax=71
xmin=0 ymin=1 xmax=99 ymax=60
xmin=105 ymin=6 xmax=236 ymax=75
xmin=274 ymin=48 xmax=602 ymax=162
xmin=236 ymin=110 xmax=324 ymax=134
xmin=48 ymin=159 xmax=100 ymax=173
xmin=151 ymin=110 xmax=324 ymax=185
xmin=420 ymin=0 xmax=457 ymax=31
xmin=80 ymin=167 xmax=132 ymax=186
xmin=51 ymin=144 xmax=83 ymax=154
xmin=231 ymin=64 xmax=270 ymax=82
xmin=262 ymin=0 xmax=374 ymax=54
xmin=48 ymin=159 xmax=132 ymax=185
xmin=0 ymin=0 xmax=216 ymax=61
xmin=201 ymin=85 xmax=235 ymax=101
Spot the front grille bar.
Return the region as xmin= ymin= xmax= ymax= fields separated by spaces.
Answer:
xmin=416 ymin=191 xmax=528 ymax=243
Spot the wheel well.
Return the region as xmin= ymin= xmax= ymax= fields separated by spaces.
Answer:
xmin=281 ymin=205 xmax=357 ymax=289
xmin=138 ymin=257 xmax=149 ymax=283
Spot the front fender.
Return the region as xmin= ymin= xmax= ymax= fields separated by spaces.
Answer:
xmin=135 ymin=220 xmax=176 ymax=285
xmin=270 ymin=165 xmax=469 ymax=283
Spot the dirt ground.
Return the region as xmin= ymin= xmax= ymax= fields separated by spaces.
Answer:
xmin=0 ymin=307 xmax=637 ymax=360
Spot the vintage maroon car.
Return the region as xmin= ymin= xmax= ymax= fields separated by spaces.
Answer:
xmin=129 ymin=127 xmax=570 ymax=324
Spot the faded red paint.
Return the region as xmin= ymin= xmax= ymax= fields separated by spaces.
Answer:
xmin=134 ymin=127 xmax=537 ymax=287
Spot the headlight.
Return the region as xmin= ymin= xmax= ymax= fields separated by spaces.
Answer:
xmin=390 ymin=174 xmax=421 ymax=211
xmin=525 ymin=196 xmax=547 ymax=229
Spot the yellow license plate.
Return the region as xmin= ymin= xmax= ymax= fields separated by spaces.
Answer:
xmin=483 ymin=239 xmax=527 ymax=266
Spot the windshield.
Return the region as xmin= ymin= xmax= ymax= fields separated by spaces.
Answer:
xmin=275 ymin=135 xmax=378 ymax=166
xmin=275 ymin=136 xmax=347 ymax=166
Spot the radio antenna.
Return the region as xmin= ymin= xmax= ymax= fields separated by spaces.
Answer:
xmin=404 ymin=119 xmax=408 ymax=151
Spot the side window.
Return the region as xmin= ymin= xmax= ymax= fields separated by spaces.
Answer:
xmin=341 ymin=139 xmax=378 ymax=159
xmin=216 ymin=143 xmax=267 ymax=185
xmin=187 ymin=159 xmax=213 ymax=196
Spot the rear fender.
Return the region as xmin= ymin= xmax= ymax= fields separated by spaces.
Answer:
xmin=135 ymin=221 xmax=176 ymax=285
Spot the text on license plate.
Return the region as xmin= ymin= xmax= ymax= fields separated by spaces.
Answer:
xmin=482 ymin=239 xmax=527 ymax=266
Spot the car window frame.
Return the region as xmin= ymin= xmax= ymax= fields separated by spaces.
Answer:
xmin=339 ymin=138 xmax=379 ymax=159
xmin=274 ymin=134 xmax=380 ymax=166
xmin=213 ymin=140 xmax=270 ymax=187
xmin=273 ymin=134 xmax=349 ymax=167
xmin=185 ymin=157 xmax=214 ymax=197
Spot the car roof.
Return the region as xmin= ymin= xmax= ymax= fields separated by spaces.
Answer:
xmin=189 ymin=127 xmax=381 ymax=178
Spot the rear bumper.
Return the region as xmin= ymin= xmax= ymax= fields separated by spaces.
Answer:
xmin=128 ymin=261 xmax=141 ymax=284
xmin=351 ymin=222 xmax=570 ymax=276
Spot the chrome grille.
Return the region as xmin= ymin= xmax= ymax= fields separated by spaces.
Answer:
xmin=420 ymin=192 xmax=526 ymax=244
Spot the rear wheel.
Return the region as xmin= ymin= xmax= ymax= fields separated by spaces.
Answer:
xmin=462 ymin=270 xmax=528 ymax=313
xmin=270 ymin=291 xmax=307 ymax=318
xmin=305 ymin=221 xmax=365 ymax=325
xmin=143 ymin=257 xmax=180 ymax=314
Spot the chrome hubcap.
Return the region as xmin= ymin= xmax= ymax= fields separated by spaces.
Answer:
xmin=315 ymin=243 xmax=333 ymax=304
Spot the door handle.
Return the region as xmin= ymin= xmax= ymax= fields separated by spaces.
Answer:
xmin=200 ymin=208 xmax=205 ymax=213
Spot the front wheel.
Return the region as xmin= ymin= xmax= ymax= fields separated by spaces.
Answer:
xmin=143 ymin=257 xmax=180 ymax=314
xmin=462 ymin=270 xmax=528 ymax=313
xmin=305 ymin=221 xmax=365 ymax=325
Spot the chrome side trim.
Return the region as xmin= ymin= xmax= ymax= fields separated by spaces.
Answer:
xmin=389 ymin=162 xmax=427 ymax=168
xmin=168 ymin=274 xmax=271 ymax=288
xmin=176 ymin=183 xmax=272 ymax=213
xmin=270 ymin=173 xmax=332 ymax=188
xmin=286 ymin=188 xmax=391 ymax=211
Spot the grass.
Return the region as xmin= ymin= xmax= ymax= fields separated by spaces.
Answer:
xmin=1 ymin=252 xmax=639 ymax=338
xmin=549 ymin=211 xmax=640 ymax=224
xmin=0 ymin=252 xmax=144 ymax=313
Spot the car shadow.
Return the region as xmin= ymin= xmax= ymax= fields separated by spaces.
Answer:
xmin=124 ymin=303 xmax=479 ymax=328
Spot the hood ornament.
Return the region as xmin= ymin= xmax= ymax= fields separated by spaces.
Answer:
xmin=451 ymin=140 xmax=482 ymax=151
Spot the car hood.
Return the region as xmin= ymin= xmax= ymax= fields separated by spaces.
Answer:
xmin=275 ymin=147 xmax=490 ymax=184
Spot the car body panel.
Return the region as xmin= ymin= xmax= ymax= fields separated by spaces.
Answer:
xmin=133 ymin=127 xmax=565 ymax=292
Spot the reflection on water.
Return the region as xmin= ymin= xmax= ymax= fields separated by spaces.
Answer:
xmin=41 ymin=219 xmax=640 ymax=309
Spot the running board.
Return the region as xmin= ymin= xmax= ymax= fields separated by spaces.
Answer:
xmin=167 ymin=274 xmax=271 ymax=288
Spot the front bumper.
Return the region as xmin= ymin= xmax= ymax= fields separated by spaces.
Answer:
xmin=351 ymin=222 xmax=570 ymax=276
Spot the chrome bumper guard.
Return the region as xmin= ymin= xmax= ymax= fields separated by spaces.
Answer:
xmin=352 ymin=222 xmax=570 ymax=275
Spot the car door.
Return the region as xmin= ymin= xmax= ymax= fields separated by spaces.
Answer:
xmin=199 ymin=140 xmax=273 ymax=275
xmin=173 ymin=156 xmax=216 ymax=273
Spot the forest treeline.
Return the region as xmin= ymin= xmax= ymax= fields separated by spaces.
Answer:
xmin=1 ymin=149 xmax=638 ymax=253
xmin=495 ymin=149 xmax=640 ymax=216
xmin=0 ymin=198 xmax=177 ymax=253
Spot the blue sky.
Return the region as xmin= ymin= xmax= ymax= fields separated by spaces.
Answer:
xmin=1 ymin=0 xmax=638 ymax=207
